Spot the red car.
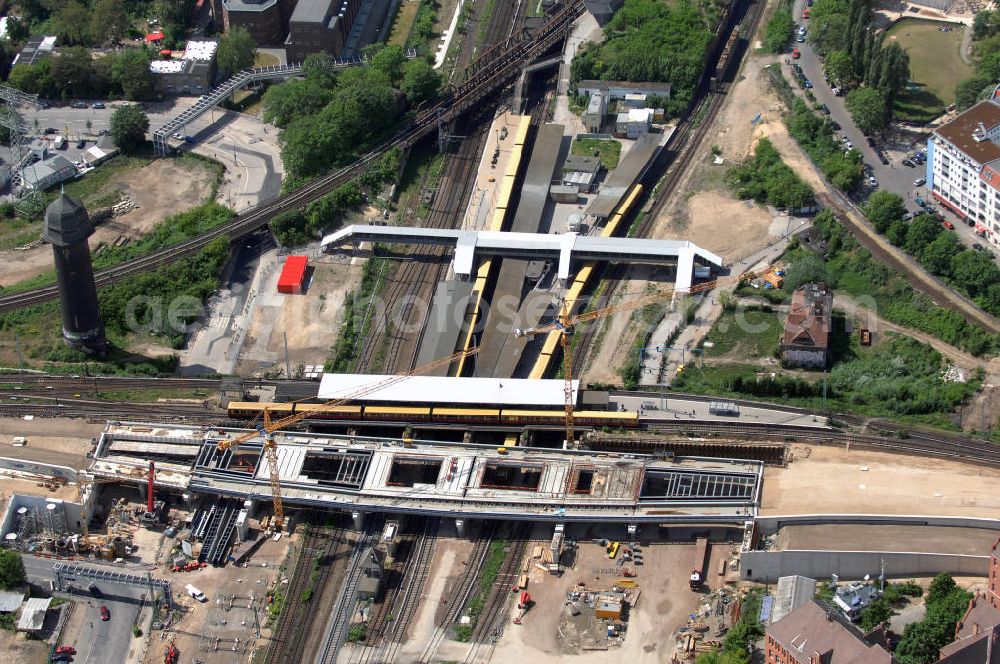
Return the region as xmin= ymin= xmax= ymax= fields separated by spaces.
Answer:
xmin=99 ymin=606 xmax=110 ymax=621
xmin=803 ymin=7 xmax=810 ymax=18
xmin=55 ymin=647 xmax=76 ymax=655
xmin=792 ymin=48 xmax=801 ymax=59
xmin=942 ymin=220 xmax=955 ymax=230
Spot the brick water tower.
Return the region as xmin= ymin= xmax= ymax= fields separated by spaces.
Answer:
xmin=43 ymin=193 xmax=107 ymax=354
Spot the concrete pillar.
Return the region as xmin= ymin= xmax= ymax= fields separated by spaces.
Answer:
xmin=352 ymin=511 xmax=365 ymax=531
xmin=627 ymin=523 xmax=639 ymax=541
xmin=455 ymin=518 xmax=466 ymax=537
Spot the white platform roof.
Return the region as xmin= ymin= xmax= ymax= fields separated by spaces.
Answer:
xmin=317 ymin=375 xmax=579 ymax=407
xmin=321 ymin=226 xmax=723 ymax=291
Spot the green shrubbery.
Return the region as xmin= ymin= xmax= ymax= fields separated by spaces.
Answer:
xmin=896 ymin=574 xmax=972 ymax=664
xmin=763 ymin=4 xmax=795 ymax=54
xmin=785 ymin=98 xmax=864 ymax=191
xmin=726 ymin=137 xmax=813 ymax=208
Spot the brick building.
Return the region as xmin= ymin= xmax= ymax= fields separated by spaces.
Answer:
xmin=765 ymin=600 xmax=894 ymax=664
xmin=780 ymin=283 xmax=832 ymax=369
xmin=221 ymin=0 xmax=298 ymax=45
xmin=939 ymin=539 xmax=1000 ymax=663
xmin=284 ymin=0 xmax=361 ymax=62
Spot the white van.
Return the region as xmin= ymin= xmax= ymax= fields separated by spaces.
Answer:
xmin=185 ymin=584 xmax=207 ymax=602
xmin=52 ymin=135 xmax=65 ymax=150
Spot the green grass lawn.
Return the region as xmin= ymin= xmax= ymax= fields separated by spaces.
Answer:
xmin=571 ymin=138 xmax=622 ymax=170
xmin=885 ymin=19 xmax=971 ymax=121
xmin=703 ymin=307 xmax=782 ymax=358
xmin=388 ymin=0 xmax=421 ymax=46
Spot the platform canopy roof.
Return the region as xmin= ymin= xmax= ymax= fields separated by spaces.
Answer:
xmin=317 ymin=375 xmax=580 ymax=407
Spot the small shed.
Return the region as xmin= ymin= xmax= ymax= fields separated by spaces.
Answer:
xmin=550 ymin=184 xmax=579 ymax=204
xmin=595 ymin=593 xmax=623 ymax=620
xmin=0 ymin=590 xmax=25 ymax=614
xmin=277 ymin=255 xmax=308 ymax=294
xmin=16 ymin=597 xmax=51 ymax=632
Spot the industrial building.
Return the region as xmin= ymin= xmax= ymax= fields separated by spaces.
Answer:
xmin=19 ymin=154 xmax=76 ymax=191
xmin=561 ymin=155 xmax=602 ymax=193
xmin=150 ymin=40 xmax=219 ymax=95
xmin=219 ymin=0 xmax=298 ymax=45
xmin=928 ymin=96 xmax=1000 ymax=247
xmin=277 ymin=255 xmax=309 ymax=293
xmin=780 ymin=283 xmax=832 ymax=369
xmin=12 ymin=35 xmax=57 ymax=67
xmin=88 ymin=422 xmax=764 ymax=524
xmin=317 ymin=375 xmax=580 ymax=406
xmin=576 ymin=80 xmax=673 ymax=102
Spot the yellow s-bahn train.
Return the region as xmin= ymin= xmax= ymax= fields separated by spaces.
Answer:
xmin=226 ymin=402 xmax=640 ymax=428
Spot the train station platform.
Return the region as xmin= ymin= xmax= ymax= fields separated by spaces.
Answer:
xmin=321 ymin=225 xmax=723 ymax=291
xmin=91 ymin=422 xmax=764 ymax=524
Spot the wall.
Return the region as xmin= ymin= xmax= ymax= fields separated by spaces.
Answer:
xmin=0 ymin=456 xmax=78 ymax=482
xmin=741 ymin=550 xmax=990 ymax=583
xmin=754 ymin=514 xmax=1000 ymax=535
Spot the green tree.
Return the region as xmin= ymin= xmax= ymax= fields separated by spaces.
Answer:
xmin=111 ymin=49 xmax=156 ymax=100
xmin=401 ymin=58 xmax=441 ymax=106
xmin=763 ymin=8 xmax=794 ymax=53
xmin=261 ymin=79 xmax=333 ymax=128
xmin=371 ymin=44 xmax=406 ymax=84
xmin=51 ymin=0 xmax=93 ymax=46
xmin=927 ymin=573 xmax=958 ymax=604
xmin=783 ymin=253 xmax=829 ymax=291
xmin=91 ymin=0 xmax=128 ymax=46
xmin=809 ymin=13 xmax=849 ymax=54
xmin=302 ymin=51 xmax=336 ymax=87
xmin=825 ymin=50 xmax=855 ymax=87
xmin=216 ymin=26 xmax=256 ymax=76
xmin=920 ymin=232 xmax=961 ymax=276
xmin=955 ymin=74 xmax=992 ymax=111
xmin=49 ymin=46 xmax=93 ymax=98
xmin=886 ymin=218 xmax=908 ymax=245
xmin=0 ymin=550 xmax=25 ymax=590
xmin=864 ymin=191 xmax=906 ymax=233
xmin=973 ymin=9 xmax=1000 ymax=40
xmin=109 ymin=104 xmax=150 ymax=152
xmin=860 ymin=598 xmax=893 ymax=632
xmin=904 ymin=214 xmax=942 ymax=254
xmin=845 ymin=87 xmax=888 ymax=134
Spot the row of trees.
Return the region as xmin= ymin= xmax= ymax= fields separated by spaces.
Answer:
xmin=8 ymin=47 xmax=157 ymax=100
xmin=810 ymin=0 xmax=910 ymax=132
xmin=863 ymin=191 xmax=1000 ymax=315
xmin=896 ymin=574 xmax=972 ymax=664
xmin=12 ymin=0 xmax=194 ymax=49
xmin=955 ymin=10 xmax=1000 ymax=110
xmin=725 ymin=137 xmax=813 ymax=209
xmin=786 ymin=97 xmax=865 ymax=190
xmin=570 ymin=0 xmax=715 ymax=116
xmin=763 ymin=2 xmax=795 ymax=54
xmin=264 ymin=46 xmax=440 ymax=181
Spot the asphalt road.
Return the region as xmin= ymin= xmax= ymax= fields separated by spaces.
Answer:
xmin=790 ymin=2 xmax=998 ymax=259
xmin=23 ymin=555 xmax=153 ymax=664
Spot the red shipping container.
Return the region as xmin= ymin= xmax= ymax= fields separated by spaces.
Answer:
xmin=277 ymin=255 xmax=308 ymax=294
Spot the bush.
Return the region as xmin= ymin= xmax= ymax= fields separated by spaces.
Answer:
xmin=726 ymin=138 xmax=813 ymax=208
xmin=763 ymin=7 xmax=795 ymax=53
xmin=785 ymin=98 xmax=863 ymax=191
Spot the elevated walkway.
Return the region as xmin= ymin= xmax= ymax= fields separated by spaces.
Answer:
xmin=153 ymin=50 xmax=415 ymax=155
xmin=321 ymin=225 xmax=723 ymax=291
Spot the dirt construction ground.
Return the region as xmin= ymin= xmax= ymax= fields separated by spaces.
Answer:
xmin=0 ymin=159 xmax=213 ymax=287
xmin=764 ymin=445 xmax=1000 ymax=517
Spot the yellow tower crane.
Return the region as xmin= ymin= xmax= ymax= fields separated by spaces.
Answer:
xmin=515 ymin=267 xmax=772 ymax=445
xmin=216 ymin=348 xmax=480 ymax=530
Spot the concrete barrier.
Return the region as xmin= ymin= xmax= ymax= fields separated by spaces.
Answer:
xmin=741 ymin=550 xmax=990 ymax=583
xmin=0 ymin=456 xmax=78 ymax=483
xmin=755 ymin=514 xmax=1000 ymax=535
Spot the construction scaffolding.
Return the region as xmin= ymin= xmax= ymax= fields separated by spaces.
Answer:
xmin=0 ymin=85 xmax=42 ymax=214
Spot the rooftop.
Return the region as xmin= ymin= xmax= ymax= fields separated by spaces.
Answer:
xmin=318 ymin=375 xmax=580 ymax=406
xmin=0 ymin=590 xmax=24 ymax=613
xmin=782 ymin=283 xmax=832 ymax=350
xmin=223 ymin=0 xmax=279 ymax=10
xmin=562 ymin=155 xmax=602 ymax=174
xmin=16 ymin=597 xmax=51 ymax=631
xmin=768 ymin=600 xmax=893 ymax=664
xmin=184 ymin=40 xmax=217 ymax=61
xmin=587 ymin=131 xmax=665 ymax=218
xmin=290 ymin=0 xmax=335 ymax=23
xmin=577 ymin=79 xmax=673 ymax=94
xmin=935 ymin=100 xmax=1000 ymax=166
xmin=772 ymin=576 xmax=817 ymax=624
xmin=42 ymin=193 xmax=93 ymax=246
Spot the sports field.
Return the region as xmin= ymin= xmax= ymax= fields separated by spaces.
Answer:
xmin=885 ymin=18 xmax=972 ymax=121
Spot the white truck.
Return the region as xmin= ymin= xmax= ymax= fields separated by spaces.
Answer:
xmin=185 ymin=584 xmax=207 ymax=602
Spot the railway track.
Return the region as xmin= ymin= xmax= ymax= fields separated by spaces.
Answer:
xmin=266 ymin=513 xmax=346 ymax=664
xmin=417 ymin=521 xmax=498 ymax=664
xmin=463 ymin=525 xmax=532 ymax=663
xmin=569 ymin=0 xmax=766 ymax=377
xmin=0 ymin=0 xmax=586 ymax=316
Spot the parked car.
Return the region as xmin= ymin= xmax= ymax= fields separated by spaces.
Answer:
xmin=914 ymin=177 xmax=926 ymax=187
xmin=819 ymin=103 xmax=830 ymax=114
xmin=797 ymin=34 xmax=805 ymax=42
xmin=974 ymin=242 xmax=985 ymax=251
xmin=831 ymin=120 xmax=842 ymax=130
xmin=844 ymin=140 xmax=853 ymax=150
xmin=831 ymin=86 xmax=842 ymax=96
xmin=70 ymin=101 xmax=87 ymax=109
xmin=792 ymin=63 xmax=803 ymax=73
xmin=92 ymin=101 xmax=105 ymax=109
xmin=803 ymin=7 xmax=810 ymax=18
xmin=43 ymin=127 xmax=57 ymax=134
xmin=942 ymin=220 xmax=955 ymax=230
xmin=792 ymin=47 xmax=801 ymax=58
xmin=902 ymin=212 xmax=914 ymax=221
xmin=99 ymin=605 xmax=110 ymax=621
xmin=55 ymin=647 xmax=76 ymax=656
xmin=868 ymin=176 xmax=879 ymax=188
xmin=866 ymin=136 xmax=876 ymax=147
xmin=915 ymin=196 xmax=927 ymax=207
xmin=902 ymin=158 xmax=915 ymax=168
xmin=799 ymin=25 xmax=807 ymax=35
xmin=76 ymin=139 xmax=86 ymax=148
xmin=877 ymin=152 xmax=889 ymax=165
xmin=803 ymin=79 xmax=813 ymax=89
